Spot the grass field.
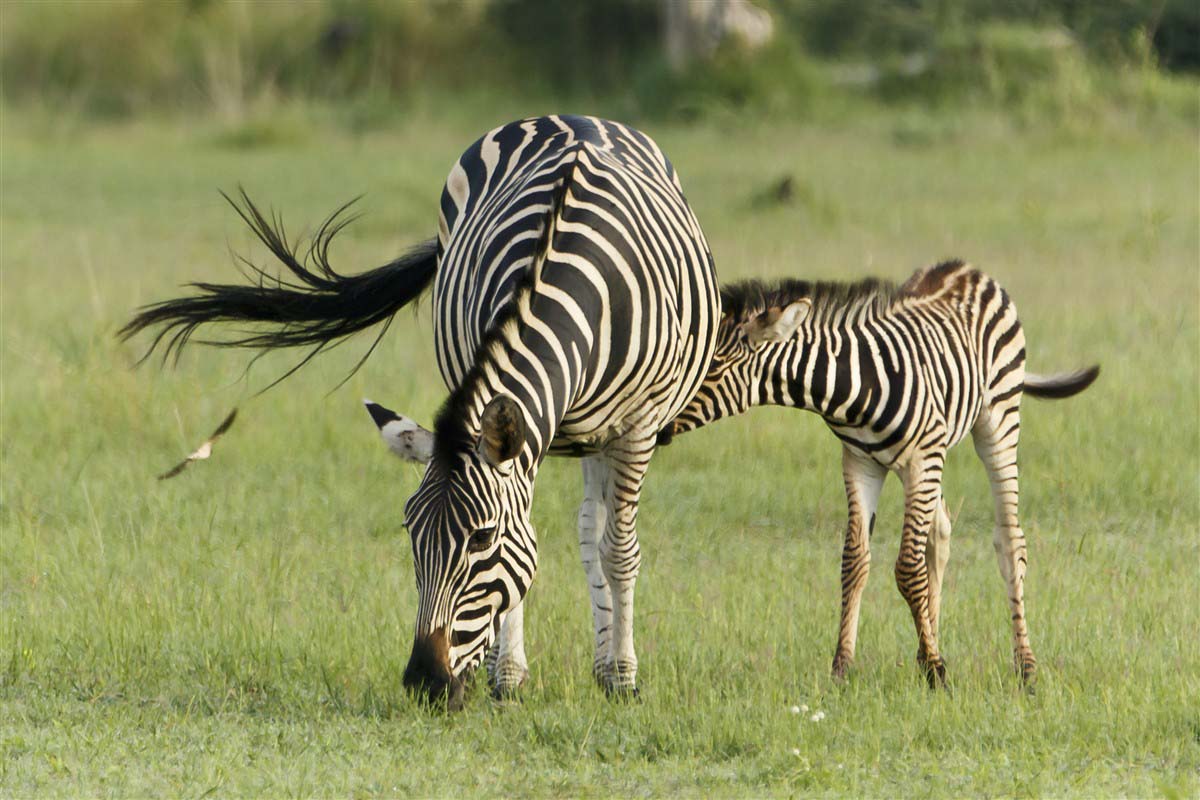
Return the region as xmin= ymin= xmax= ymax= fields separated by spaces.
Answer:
xmin=2 ymin=105 xmax=1198 ymax=796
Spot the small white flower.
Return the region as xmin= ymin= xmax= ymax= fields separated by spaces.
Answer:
xmin=800 ymin=703 xmax=809 ymax=713
xmin=791 ymin=748 xmax=801 ymax=756
xmin=809 ymin=710 xmax=826 ymax=722
xmin=789 ymin=705 xmax=801 ymax=714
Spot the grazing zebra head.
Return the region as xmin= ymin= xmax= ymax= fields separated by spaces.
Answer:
xmin=365 ymin=395 xmax=535 ymax=709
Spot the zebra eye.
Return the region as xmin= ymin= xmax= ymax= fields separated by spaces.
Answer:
xmin=468 ymin=526 xmax=497 ymax=553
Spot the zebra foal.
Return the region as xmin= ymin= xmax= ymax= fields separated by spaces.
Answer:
xmin=661 ymin=260 xmax=1098 ymax=686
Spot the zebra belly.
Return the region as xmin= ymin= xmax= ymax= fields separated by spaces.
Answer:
xmin=829 ymin=423 xmax=921 ymax=469
xmin=827 ymin=387 xmax=982 ymax=468
xmin=555 ymin=390 xmax=672 ymax=447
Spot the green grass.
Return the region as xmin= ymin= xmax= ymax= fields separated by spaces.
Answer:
xmin=2 ymin=106 xmax=1198 ymax=797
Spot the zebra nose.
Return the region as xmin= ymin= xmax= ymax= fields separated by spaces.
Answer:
xmin=404 ymin=626 xmax=464 ymax=710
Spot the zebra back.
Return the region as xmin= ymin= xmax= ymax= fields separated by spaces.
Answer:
xmin=429 ymin=115 xmax=720 ymax=465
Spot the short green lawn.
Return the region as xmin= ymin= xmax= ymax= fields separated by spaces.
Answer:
xmin=2 ymin=107 xmax=1197 ymax=796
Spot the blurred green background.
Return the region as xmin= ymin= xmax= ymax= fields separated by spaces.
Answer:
xmin=3 ymin=0 xmax=1197 ymax=127
xmin=2 ymin=2 xmax=1198 ymax=796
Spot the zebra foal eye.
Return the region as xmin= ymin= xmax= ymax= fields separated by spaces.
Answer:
xmin=468 ymin=526 xmax=497 ymax=553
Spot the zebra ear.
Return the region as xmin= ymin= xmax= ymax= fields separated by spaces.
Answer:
xmin=744 ymin=299 xmax=810 ymax=344
xmin=478 ymin=395 xmax=526 ymax=467
xmin=363 ymin=399 xmax=434 ymax=464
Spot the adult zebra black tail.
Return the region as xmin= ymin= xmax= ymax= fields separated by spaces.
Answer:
xmin=119 ymin=187 xmax=438 ymax=373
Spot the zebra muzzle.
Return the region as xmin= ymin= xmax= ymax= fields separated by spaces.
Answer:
xmin=404 ymin=625 xmax=465 ymax=711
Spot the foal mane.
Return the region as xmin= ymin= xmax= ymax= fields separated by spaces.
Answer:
xmin=720 ymin=275 xmax=901 ymax=324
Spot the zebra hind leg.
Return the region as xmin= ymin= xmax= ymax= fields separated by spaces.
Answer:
xmin=972 ymin=406 xmax=1037 ymax=686
xmin=578 ymin=456 xmax=614 ymax=688
xmin=831 ymin=448 xmax=887 ymax=680
xmin=895 ymin=453 xmax=948 ymax=688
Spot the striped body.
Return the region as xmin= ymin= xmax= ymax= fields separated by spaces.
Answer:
xmin=433 ymin=116 xmax=717 ymax=451
xmin=120 ymin=115 xmax=720 ymax=706
xmin=401 ymin=116 xmax=719 ymax=698
xmin=676 ymin=262 xmax=1019 ymax=461
xmin=667 ymin=260 xmax=1098 ymax=684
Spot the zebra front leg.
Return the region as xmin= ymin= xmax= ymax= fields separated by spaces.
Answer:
xmin=831 ymin=447 xmax=887 ymax=679
xmin=926 ymin=494 xmax=953 ymax=640
xmin=487 ymin=599 xmax=529 ymax=699
xmin=973 ymin=408 xmax=1036 ymax=685
xmin=579 ymin=456 xmax=614 ymax=687
xmin=596 ymin=442 xmax=651 ymax=698
xmin=896 ymin=454 xmax=947 ymax=687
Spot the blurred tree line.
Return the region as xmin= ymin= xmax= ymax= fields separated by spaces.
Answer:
xmin=1 ymin=0 xmax=1195 ymax=121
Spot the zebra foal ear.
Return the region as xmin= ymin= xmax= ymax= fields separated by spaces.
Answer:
xmin=363 ymin=399 xmax=434 ymax=464
xmin=478 ymin=395 xmax=526 ymax=467
xmin=742 ymin=299 xmax=811 ymax=344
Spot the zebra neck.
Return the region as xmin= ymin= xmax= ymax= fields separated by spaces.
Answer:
xmin=451 ymin=322 xmax=581 ymax=472
xmin=756 ymin=321 xmax=860 ymax=422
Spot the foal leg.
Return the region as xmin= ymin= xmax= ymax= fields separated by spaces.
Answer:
xmin=926 ymin=493 xmax=953 ymax=640
xmin=831 ymin=447 xmax=887 ymax=679
xmin=896 ymin=452 xmax=947 ymax=687
xmin=578 ymin=456 xmax=614 ymax=686
xmin=973 ymin=405 xmax=1037 ymax=684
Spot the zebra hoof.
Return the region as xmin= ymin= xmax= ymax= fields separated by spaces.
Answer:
xmin=920 ymin=656 xmax=947 ymax=689
xmin=491 ymin=684 xmax=524 ymax=703
xmin=830 ymin=655 xmax=852 ymax=682
xmin=604 ymin=683 xmax=641 ymax=703
xmin=489 ymin=663 xmax=529 ymax=702
xmin=1016 ymin=654 xmax=1037 ymax=691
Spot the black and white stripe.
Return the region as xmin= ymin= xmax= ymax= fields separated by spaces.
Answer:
xmin=664 ymin=260 xmax=1098 ymax=686
xmin=122 ymin=115 xmax=720 ymax=705
xmin=407 ymin=116 xmax=718 ymax=699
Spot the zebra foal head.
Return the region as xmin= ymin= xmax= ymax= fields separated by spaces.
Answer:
xmin=713 ymin=295 xmax=812 ymax=373
xmin=364 ymin=396 xmax=536 ymax=710
xmin=666 ymin=296 xmax=812 ymax=436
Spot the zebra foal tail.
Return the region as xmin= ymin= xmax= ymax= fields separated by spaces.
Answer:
xmin=119 ymin=187 xmax=437 ymax=372
xmin=1022 ymin=364 xmax=1100 ymax=399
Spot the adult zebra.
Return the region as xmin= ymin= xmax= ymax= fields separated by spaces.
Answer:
xmin=656 ymin=260 xmax=1098 ymax=686
xmin=121 ymin=115 xmax=720 ymax=707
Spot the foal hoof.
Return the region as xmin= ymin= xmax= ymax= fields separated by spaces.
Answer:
xmin=830 ymin=656 xmax=852 ymax=682
xmin=1017 ymin=655 xmax=1038 ymax=692
xmin=921 ymin=657 xmax=948 ymax=689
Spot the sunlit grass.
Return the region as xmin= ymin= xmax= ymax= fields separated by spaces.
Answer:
xmin=2 ymin=107 xmax=1197 ymax=796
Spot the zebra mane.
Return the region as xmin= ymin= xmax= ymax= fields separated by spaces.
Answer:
xmin=430 ymin=177 xmax=568 ymax=469
xmin=720 ymin=275 xmax=900 ymax=324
